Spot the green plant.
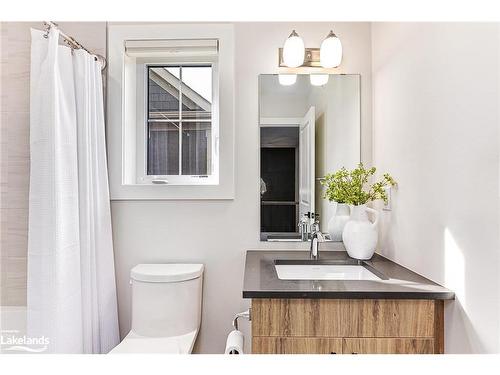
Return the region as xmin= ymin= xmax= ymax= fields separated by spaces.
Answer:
xmin=321 ymin=163 xmax=396 ymax=205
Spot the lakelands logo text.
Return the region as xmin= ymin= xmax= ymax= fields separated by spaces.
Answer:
xmin=1 ymin=330 xmax=49 ymax=353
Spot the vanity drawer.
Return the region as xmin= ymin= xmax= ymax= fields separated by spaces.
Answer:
xmin=252 ymin=337 xmax=342 ymax=354
xmin=342 ymin=338 xmax=435 ymax=354
xmin=251 ymin=298 xmax=439 ymax=338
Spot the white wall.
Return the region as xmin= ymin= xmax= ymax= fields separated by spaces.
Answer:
xmin=111 ymin=22 xmax=372 ymax=354
xmin=311 ymin=75 xmax=361 ymax=229
xmin=372 ymin=23 xmax=500 ymax=353
xmin=259 ymin=75 xmax=310 ymax=118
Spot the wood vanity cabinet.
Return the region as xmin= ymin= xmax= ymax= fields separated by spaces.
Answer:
xmin=251 ymin=299 xmax=444 ymax=354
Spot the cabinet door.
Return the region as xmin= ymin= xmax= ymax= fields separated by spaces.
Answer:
xmin=342 ymin=338 xmax=435 ymax=354
xmin=253 ymin=337 xmax=342 ymax=354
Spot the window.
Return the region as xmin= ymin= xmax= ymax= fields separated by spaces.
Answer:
xmin=122 ymin=38 xmax=220 ymax=186
xmin=146 ymin=65 xmax=213 ymax=179
xmin=107 ymin=24 xmax=234 ymax=200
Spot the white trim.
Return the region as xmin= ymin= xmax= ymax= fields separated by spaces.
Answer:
xmin=107 ymin=23 xmax=234 ymax=200
xmin=259 ymin=117 xmax=302 ymax=126
xmin=124 ymin=39 xmax=218 ymax=57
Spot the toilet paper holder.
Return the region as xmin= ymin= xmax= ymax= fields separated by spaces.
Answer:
xmin=232 ymin=309 xmax=251 ymax=331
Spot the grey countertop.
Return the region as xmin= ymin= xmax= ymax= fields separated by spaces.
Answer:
xmin=242 ymin=250 xmax=455 ymax=300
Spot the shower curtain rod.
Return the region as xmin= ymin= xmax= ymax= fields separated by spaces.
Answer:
xmin=43 ymin=21 xmax=107 ymax=70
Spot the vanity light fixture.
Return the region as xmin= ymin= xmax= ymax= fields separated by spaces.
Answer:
xmin=282 ymin=30 xmax=305 ymax=68
xmin=278 ymin=74 xmax=297 ymax=86
xmin=278 ymin=29 xmax=342 ymax=69
xmin=310 ymin=74 xmax=329 ymax=86
xmin=320 ymin=30 xmax=342 ymax=68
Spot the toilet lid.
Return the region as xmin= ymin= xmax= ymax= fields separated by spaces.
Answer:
xmin=131 ymin=264 xmax=204 ymax=283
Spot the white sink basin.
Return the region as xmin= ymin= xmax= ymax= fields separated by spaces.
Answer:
xmin=274 ymin=264 xmax=382 ymax=281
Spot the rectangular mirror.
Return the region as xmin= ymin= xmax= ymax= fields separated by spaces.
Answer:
xmin=259 ymin=74 xmax=361 ymax=241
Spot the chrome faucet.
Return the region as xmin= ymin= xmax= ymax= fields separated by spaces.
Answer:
xmin=309 ymin=215 xmax=325 ymax=260
xmin=298 ymin=213 xmax=310 ymax=242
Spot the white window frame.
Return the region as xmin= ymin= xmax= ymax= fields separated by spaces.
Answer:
xmin=107 ymin=23 xmax=234 ymax=200
xmin=137 ymin=61 xmax=219 ymax=186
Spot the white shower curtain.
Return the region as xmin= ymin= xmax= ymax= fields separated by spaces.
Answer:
xmin=27 ymin=28 xmax=119 ymax=354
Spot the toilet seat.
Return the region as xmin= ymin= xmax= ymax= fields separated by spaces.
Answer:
xmin=110 ymin=330 xmax=198 ymax=354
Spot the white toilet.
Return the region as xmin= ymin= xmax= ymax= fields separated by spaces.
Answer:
xmin=110 ymin=263 xmax=204 ymax=354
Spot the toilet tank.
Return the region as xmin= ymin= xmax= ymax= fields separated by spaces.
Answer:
xmin=130 ymin=264 xmax=204 ymax=337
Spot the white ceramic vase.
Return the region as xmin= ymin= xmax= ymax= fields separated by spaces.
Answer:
xmin=327 ymin=203 xmax=350 ymax=242
xmin=342 ymin=204 xmax=379 ymax=260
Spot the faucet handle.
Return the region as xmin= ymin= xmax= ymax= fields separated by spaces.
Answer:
xmin=311 ymin=213 xmax=320 ymax=233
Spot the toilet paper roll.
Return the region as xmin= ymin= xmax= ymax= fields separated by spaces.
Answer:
xmin=225 ymin=330 xmax=244 ymax=354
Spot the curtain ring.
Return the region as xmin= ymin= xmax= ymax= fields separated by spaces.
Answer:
xmin=95 ymin=55 xmax=106 ymax=70
xmin=64 ymin=38 xmax=75 ymax=51
xmin=43 ymin=22 xmax=51 ymax=39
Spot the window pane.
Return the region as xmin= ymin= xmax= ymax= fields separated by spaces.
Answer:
xmin=148 ymin=67 xmax=180 ymax=121
xmin=180 ymin=66 xmax=212 ymax=121
xmin=181 ymin=122 xmax=211 ymax=175
xmin=146 ymin=65 xmax=214 ymax=177
xmin=148 ymin=122 xmax=179 ymax=175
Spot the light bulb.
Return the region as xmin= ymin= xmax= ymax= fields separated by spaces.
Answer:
xmin=282 ymin=30 xmax=305 ymax=68
xmin=320 ymin=30 xmax=342 ymax=68
xmin=310 ymin=74 xmax=329 ymax=86
xmin=278 ymin=74 xmax=297 ymax=86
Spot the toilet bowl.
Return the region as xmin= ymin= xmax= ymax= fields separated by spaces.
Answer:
xmin=110 ymin=263 xmax=204 ymax=354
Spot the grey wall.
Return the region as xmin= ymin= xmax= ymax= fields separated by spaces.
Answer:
xmin=111 ymin=22 xmax=373 ymax=354
xmin=371 ymin=22 xmax=500 ymax=353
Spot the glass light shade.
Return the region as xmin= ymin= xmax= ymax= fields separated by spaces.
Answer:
xmin=278 ymin=74 xmax=297 ymax=86
xmin=282 ymin=30 xmax=305 ymax=68
xmin=320 ymin=31 xmax=342 ymax=68
xmin=310 ymin=74 xmax=329 ymax=86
